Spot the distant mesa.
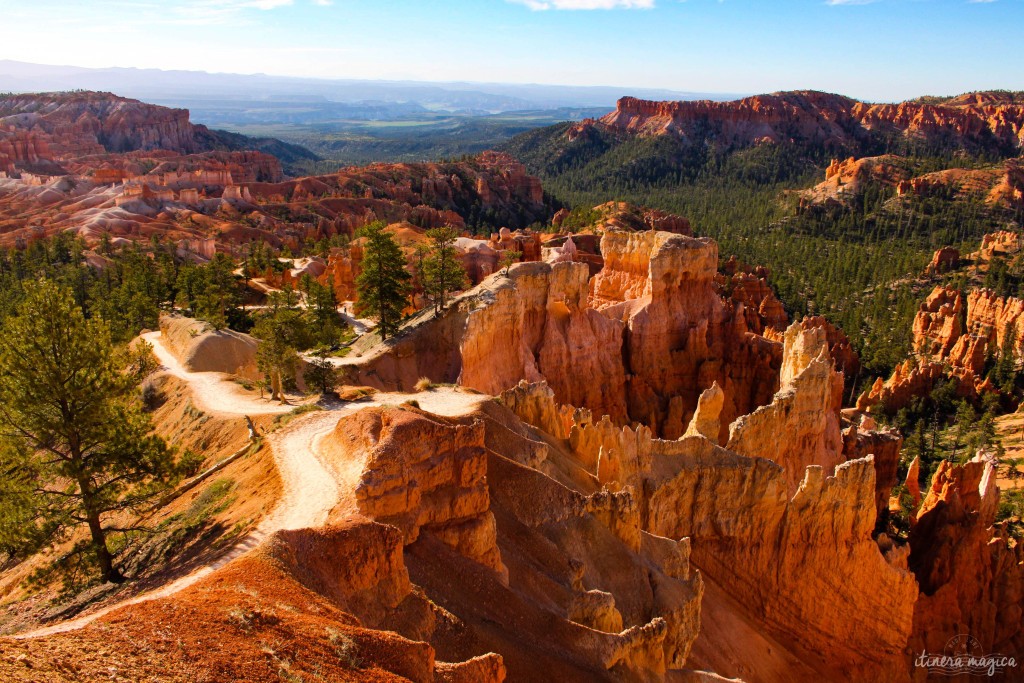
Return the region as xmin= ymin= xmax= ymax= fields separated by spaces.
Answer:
xmin=570 ymin=91 xmax=1024 ymax=154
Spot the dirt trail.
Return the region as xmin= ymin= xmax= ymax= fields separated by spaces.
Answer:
xmin=15 ymin=336 xmax=486 ymax=639
xmin=141 ymin=331 xmax=292 ymax=416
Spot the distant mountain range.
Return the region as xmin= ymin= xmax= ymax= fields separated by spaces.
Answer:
xmin=0 ymin=60 xmax=741 ymax=119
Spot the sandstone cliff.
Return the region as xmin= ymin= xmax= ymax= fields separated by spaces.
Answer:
xmin=343 ymin=229 xmax=783 ymax=442
xmin=315 ymin=398 xmax=706 ymax=681
xmin=908 ymin=456 xmax=1024 ymax=670
xmin=575 ymin=91 xmax=1024 ymax=153
xmin=499 ymin=380 xmax=918 ymax=682
xmin=726 ymin=324 xmax=845 ymax=494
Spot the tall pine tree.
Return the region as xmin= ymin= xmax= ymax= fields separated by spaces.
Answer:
xmin=422 ymin=226 xmax=467 ymax=313
xmin=355 ymin=222 xmax=411 ymax=340
xmin=0 ymin=282 xmax=176 ymax=583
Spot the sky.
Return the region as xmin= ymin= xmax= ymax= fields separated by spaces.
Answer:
xmin=0 ymin=0 xmax=1022 ymax=102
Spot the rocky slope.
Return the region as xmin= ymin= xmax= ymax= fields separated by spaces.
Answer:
xmin=0 ymin=139 xmax=548 ymax=253
xmin=335 ymin=226 xmax=1024 ymax=680
xmin=909 ymin=456 xmax=1024 ymax=667
xmin=800 ymin=155 xmax=1024 ymax=211
xmin=0 ymin=91 xmax=315 ymax=176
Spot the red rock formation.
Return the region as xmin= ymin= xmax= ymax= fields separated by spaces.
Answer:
xmin=964 ymin=287 xmax=1024 ymax=360
xmin=591 ymin=231 xmax=781 ymax=440
xmin=798 ymin=315 xmax=860 ymax=382
xmin=908 ymin=457 xmax=1024 ymax=665
xmin=343 ymin=406 xmax=508 ymax=581
xmin=722 ymin=269 xmax=789 ymax=334
xmin=315 ymin=396 xmax=706 ymax=681
xmin=460 ymin=261 xmax=630 ymax=424
xmin=0 ymin=91 xmax=210 ymax=163
xmin=343 ymin=230 xmax=783 ymax=442
xmin=587 ymin=201 xmax=692 ymax=236
xmin=924 ymin=246 xmax=960 ymax=276
xmin=975 ymin=229 xmax=1023 ymax=263
xmin=500 ymin=381 xmax=919 ymax=682
xmin=857 ymin=277 xmax=1024 ymax=412
xmin=802 ymin=155 xmax=913 ymax=208
xmin=726 ymin=323 xmax=845 ymax=494
xmin=574 ymin=91 xmax=1024 ymax=152
xmin=842 ymin=419 xmax=904 ymax=524
xmin=857 ymin=359 xmax=950 ymax=413
xmin=0 ymin=147 xmax=548 ymax=252
xmin=913 ymin=286 xmax=964 ymax=360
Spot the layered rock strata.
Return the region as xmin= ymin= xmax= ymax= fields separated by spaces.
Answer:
xmin=499 ymin=380 xmax=918 ymax=682
xmin=343 ymin=229 xmax=783 ymax=443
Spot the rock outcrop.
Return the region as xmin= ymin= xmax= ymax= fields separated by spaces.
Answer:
xmin=913 ymin=286 xmax=964 ymax=360
xmin=801 ymin=155 xmax=914 ymax=208
xmin=726 ymin=323 xmax=845 ymax=493
xmin=590 ymin=230 xmax=782 ymax=440
xmin=342 ymin=229 xmax=784 ymax=443
xmin=977 ymin=229 xmax=1023 ymax=263
xmin=343 ymin=406 xmax=508 ymax=581
xmin=315 ymin=396 xmax=707 ymax=681
xmin=0 ymin=91 xmax=228 ymax=163
xmin=856 ymin=275 xmax=1024 ymax=412
xmin=0 ymin=95 xmax=550 ymax=251
xmin=718 ymin=257 xmax=789 ymax=334
xmin=924 ymin=246 xmax=960 ymax=276
xmin=461 ymin=260 xmax=630 ymax=423
xmin=908 ymin=457 xmax=1024 ymax=666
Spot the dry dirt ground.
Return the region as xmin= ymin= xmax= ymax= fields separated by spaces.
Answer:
xmin=6 ymin=331 xmax=487 ymax=641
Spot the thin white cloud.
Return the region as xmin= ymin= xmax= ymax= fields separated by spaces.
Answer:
xmin=826 ymin=0 xmax=879 ymax=5
xmin=508 ymin=0 xmax=655 ymax=10
xmin=104 ymin=0 xmax=314 ymax=27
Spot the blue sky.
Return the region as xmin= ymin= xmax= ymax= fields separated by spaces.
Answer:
xmin=1 ymin=0 xmax=1021 ymax=101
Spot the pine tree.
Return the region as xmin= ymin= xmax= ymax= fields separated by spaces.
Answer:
xmin=355 ymin=222 xmax=411 ymax=340
xmin=303 ymin=348 xmax=339 ymax=396
xmin=421 ymin=226 xmax=467 ymax=313
xmin=993 ymin=321 xmax=1019 ymax=391
xmin=253 ymin=307 xmax=309 ymax=403
xmin=194 ymin=253 xmax=241 ymax=331
xmin=500 ymin=249 xmax=523 ymax=276
xmin=0 ymin=282 xmax=176 ymax=583
xmin=301 ymin=275 xmax=342 ymax=347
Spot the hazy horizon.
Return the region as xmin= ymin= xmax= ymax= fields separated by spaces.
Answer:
xmin=1 ymin=1 xmax=1022 ymax=103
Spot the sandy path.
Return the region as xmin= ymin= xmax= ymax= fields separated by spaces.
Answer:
xmin=263 ymin=411 xmax=344 ymax=530
xmin=141 ymin=331 xmax=292 ymax=416
xmin=14 ymin=342 xmax=486 ymax=638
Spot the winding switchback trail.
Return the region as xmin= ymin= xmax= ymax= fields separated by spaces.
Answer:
xmin=15 ymin=332 xmax=486 ymax=638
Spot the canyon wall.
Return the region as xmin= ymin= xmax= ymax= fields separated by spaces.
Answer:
xmin=323 ymin=400 xmax=706 ymax=681
xmin=343 ymin=229 xmax=783 ymax=441
xmin=907 ymin=456 xmax=1024 ymax=670
xmin=578 ymin=91 xmax=1024 ymax=152
xmin=499 ymin=379 xmax=918 ymax=682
